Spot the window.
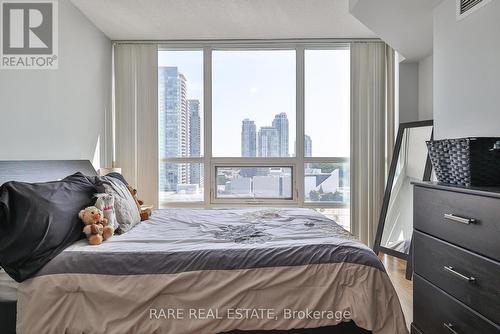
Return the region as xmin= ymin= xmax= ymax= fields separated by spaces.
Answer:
xmin=304 ymin=162 xmax=349 ymax=204
xmin=304 ymin=48 xmax=350 ymax=229
xmin=304 ymin=49 xmax=350 ymax=157
xmin=158 ymin=50 xmax=204 ymax=206
xmin=215 ymin=166 xmax=293 ymax=200
xmin=160 ymin=163 xmax=204 ymax=203
xmin=158 ymin=43 xmax=350 ymax=229
xmin=212 ymin=50 xmax=296 ymax=157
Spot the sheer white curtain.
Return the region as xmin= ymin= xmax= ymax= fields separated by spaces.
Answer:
xmin=385 ymin=45 xmax=396 ymax=173
xmin=350 ymin=42 xmax=395 ymax=246
xmin=114 ymin=44 xmax=158 ymax=207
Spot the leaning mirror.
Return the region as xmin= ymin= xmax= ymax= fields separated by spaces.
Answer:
xmin=374 ymin=121 xmax=433 ymax=268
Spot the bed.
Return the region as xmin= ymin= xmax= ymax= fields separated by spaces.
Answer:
xmin=0 ymin=161 xmax=408 ymax=334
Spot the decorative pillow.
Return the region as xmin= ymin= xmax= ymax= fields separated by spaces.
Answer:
xmin=94 ymin=193 xmax=118 ymax=231
xmin=99 ymin=176 xmax=141 ymax=234
xmin=0 ymin=173 xmax=98 ymax=282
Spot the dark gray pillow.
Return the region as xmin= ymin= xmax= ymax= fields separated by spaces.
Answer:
xmin=0 ymin=173 xmax=98 ymax=282
xmin=106 ymin=172 xmax=129 ymax=186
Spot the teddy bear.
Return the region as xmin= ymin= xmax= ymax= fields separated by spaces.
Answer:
xmin=126 ymin=185 xmax=143 ymax=209
xmin=78 ymin=206 xmax=114 ymax=245
xmin=94 ymin=193 xmax=118 ymax=231
xmin=126 ymin=185 xmax=151 ymax=221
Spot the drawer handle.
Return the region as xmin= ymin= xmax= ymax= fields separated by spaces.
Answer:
xmin=444 ymin=213 xmax=476 ymax=225
xmin=443 ymin=322 xmax=459 ymax=334
xmin=444 ymin=266 xmax=476 ymax=282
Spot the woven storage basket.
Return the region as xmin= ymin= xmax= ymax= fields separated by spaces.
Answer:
xmin=426 ymin=137 xmax=500 ymax=187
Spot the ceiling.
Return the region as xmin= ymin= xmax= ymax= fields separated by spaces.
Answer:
xmin=349 ymin=0 xmax=444 ymax=62
xmin=70 ymin=0 xmax=376 ymax=40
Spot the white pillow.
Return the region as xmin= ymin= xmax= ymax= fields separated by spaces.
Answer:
xmin=102 ymin=177 xmax=141 ymax=234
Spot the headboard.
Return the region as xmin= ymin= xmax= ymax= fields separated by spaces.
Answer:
xmin=0 ymin=160 xmax=97 ymax=185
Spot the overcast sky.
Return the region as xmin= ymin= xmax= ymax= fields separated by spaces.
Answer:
xmin=158 ymin=49 xmax=350 ymax=158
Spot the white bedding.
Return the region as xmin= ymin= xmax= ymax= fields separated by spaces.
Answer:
xmin=17 ymin=208 xmax=408 ymax=334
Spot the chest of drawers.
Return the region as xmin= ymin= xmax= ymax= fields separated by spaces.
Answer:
xmin=412 ymin=182 xmax=500 ymax=334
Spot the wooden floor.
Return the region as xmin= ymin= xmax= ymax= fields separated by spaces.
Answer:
xmin=379 ymin=254 xmax=413 ymax=330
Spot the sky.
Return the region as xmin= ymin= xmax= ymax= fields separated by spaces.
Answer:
xmin=158 ymin=49 xmax=350 ymax=158
xmin=304 ymin=49 xmax=350 ymax=157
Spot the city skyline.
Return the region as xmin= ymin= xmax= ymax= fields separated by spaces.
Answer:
xmin=240 ymin=113 xmax=313 ymax=158
xmin=158 ymin=49 xmax=349 ymax=158
xmin=159 ymin=66 xmax=201 ymax=192
xmin=158 ymin=65 xmax=315 ymax=193
xmin=158 ymin=50 xmax=349 ymax=197
xmin=158 ymin=65 xmax=315 ymax=196
xmin=241 ymin=119 xmax=257 ymax=157
xmin=158 ymin=65 xmax=344 ymax=204
xmin=188 ymin=99 xmax=202 ymax=186
xmin=305 ymin=134 xmax=312 ymax=157
xmin=272 ymin=112 xmax=289 ymax=157
xmin=212 ymin=50 xmax=296 ymax=157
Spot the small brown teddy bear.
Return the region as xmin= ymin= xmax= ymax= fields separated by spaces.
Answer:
xmin=127 ymin=185 xmax=151 ymax=221
xmin=79 ymin=206 xmax=114 ymax=245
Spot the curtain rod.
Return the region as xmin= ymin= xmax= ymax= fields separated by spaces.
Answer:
xmin=112 ymin=38 xmax=382 ymax=45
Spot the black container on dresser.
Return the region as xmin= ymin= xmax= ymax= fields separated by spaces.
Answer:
xmin=411 ymin=182 xmax=500 ymax=334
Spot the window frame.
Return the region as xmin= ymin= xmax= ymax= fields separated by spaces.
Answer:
xmin=157 ymin=41 xmax=351 ymax=215
xmin=211 ymin=159 xmax=297 ymax=205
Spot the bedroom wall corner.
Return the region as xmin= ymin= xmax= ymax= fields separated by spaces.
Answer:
xmin=398 ymin=61 xmax=419 ymax=123
xmin=418 ymin=54 xmax=433 ymax=121
xmin=0 ymin=0 xmax=112 ymax=169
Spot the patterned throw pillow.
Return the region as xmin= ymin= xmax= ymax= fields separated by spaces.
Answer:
xmin=101 ymin=177 xmax=141 ymax=234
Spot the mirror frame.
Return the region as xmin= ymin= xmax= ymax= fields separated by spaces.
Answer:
xmin=373 ymin=120 xmax=434 ymax=263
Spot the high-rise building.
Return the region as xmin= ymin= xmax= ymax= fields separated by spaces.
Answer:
xmin=241 ymin=119 xmax=257 ymax=157
xmin=159 ymin=66 xmax=189 ymax=191
xmin=272 ymin=112 xmax=289 ymax=157
xmin=188 ymin=99 xmax=201 ymax=185
xmin=258 ymin=127 xmax=279 ymax=157
xmin=304 ymin=134 xmax=312 ymax=157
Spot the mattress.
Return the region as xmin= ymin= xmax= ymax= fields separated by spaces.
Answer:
xmin=17 ymin=208 xmax=408 ymax=334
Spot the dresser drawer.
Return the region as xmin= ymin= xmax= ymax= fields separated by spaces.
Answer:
xmin=414 ymin=185 xmax=500 ymax=261
xmin=414 ymin=231 xmax=500 ymax=324
xmin=414 ymin=275 xmax=500 ymax=334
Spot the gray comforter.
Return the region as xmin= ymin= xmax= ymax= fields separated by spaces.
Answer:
xmin=36 ymin=208 xmax=381 ymax=276
xmin=18 ymin=208 xmax=408 ymax=334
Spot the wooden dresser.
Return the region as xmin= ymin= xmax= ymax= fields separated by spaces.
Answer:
xmin=412 ymin=182 xmax=500 ymax=334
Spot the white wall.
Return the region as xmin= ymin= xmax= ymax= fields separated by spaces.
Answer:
xmin=398 ymin=56 xmax=434 ymax=123
xmin=418 ymin=55 xmax=433 ymax=120
xmin=0 ymin=0 xmax=112 ymax=168
xmin=73 ymin=0 xmax=376 ymax=40
xmin=349 ymin=0 xmax=437 ymax=61
xmin=398 ymin=62 xmax=419 ymax=123
xmin=433 ymin=0 xmax=500 ymax=139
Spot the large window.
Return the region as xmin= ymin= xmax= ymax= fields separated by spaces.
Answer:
xmin=304 ymin=49 xmax=350 ymax=158
xmin=158 ymin=50 xmax=204 ymax=203
xmin=158 ymin=43 xmax=350 ymax=229
xmin=215 ymin=166 xmax=293 ymax=200
xmin=212 ymin=50 xmax=296 ymax=157
xmin=303 ymin=49 xmax=350 ymax=211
